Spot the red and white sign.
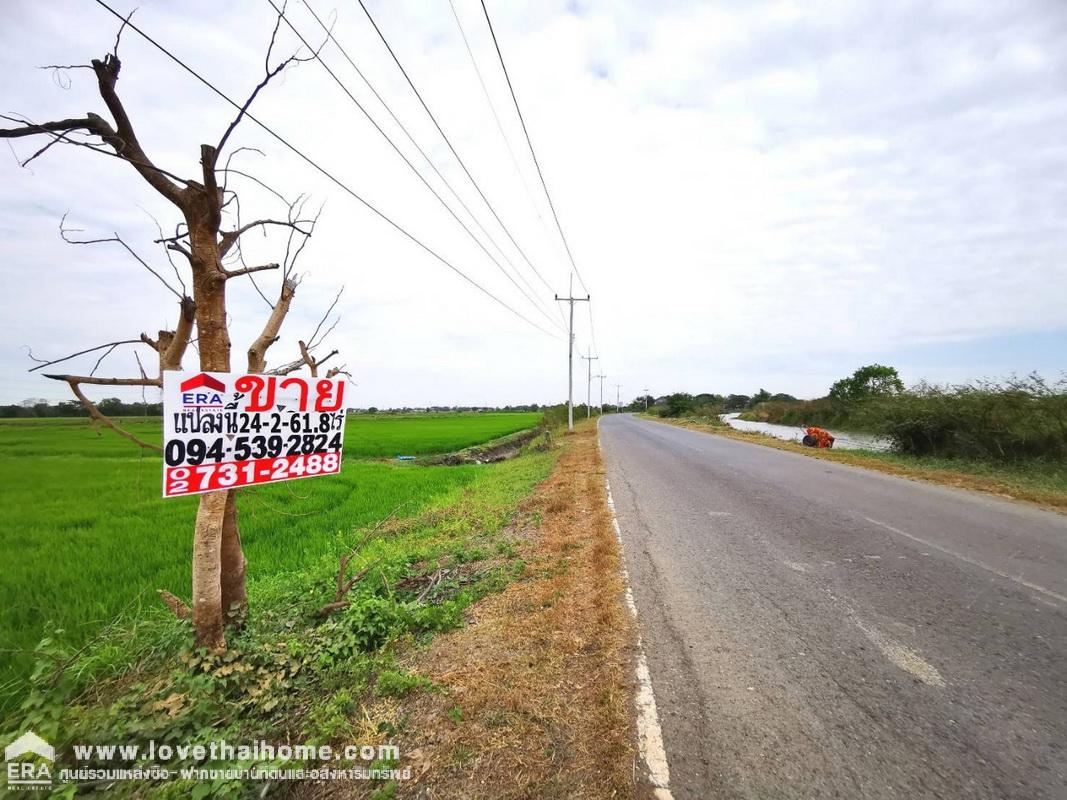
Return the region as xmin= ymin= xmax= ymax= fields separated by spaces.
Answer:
xmin=162 ymin=371 xmax=347 ymax=498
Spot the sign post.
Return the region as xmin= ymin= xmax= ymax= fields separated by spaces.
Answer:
xmin=161 ymin=371 xmax=347 ymax=498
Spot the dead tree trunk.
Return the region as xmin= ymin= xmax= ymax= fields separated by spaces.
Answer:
xmin=3 ymin=20 xmax=337 ymax=651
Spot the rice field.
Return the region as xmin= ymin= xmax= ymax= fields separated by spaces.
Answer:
xmin=0 ymin=412 xmax=541 ymax=708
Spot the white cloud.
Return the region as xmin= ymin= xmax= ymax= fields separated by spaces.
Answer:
xmin=1 ymin=0 xmax=1064 ymax=405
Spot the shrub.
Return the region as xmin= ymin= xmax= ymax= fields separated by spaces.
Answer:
xmin=862 ymin=375 xmax=1067 ymax=460
xmin=657 ymin=393 xmax=696 ymax=418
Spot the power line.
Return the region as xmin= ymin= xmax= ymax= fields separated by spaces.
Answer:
xmin=354 ymin=0 xmax=562 ymax=304
xmin=479 ymin=0 xmax=590 ymax=296
xmin=293 ymin=0 xmax=560 ymax=330
xmin=446 ymin=0 xmax=567 ymax=333
xmin=446 ymin=0 xmax=552 ymax=246
xmin=266 ymin=0 xmax=563 ymax=331
xmin=89 ymin=0 xmax=561 ymax=340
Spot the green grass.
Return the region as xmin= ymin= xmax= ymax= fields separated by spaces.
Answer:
xmin=0 ymin=412 xmax=542 ymax=712
xmin=0 ymin=411 xmax=541 ymax=459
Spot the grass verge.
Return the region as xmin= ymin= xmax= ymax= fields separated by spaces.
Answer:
xmin=652 ymin=416 xmax=1067 ymax=512
xmin=329 ymin=422 xmax=639 ymax=799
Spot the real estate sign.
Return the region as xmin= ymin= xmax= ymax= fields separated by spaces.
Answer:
xmin=161 ymin=371 xmax=347 ymax=497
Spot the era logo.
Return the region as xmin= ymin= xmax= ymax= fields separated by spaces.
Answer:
xmin=5 ymin=730 xmax=54 ymax=788
xmin=181 ymin=391 xmax=223 ymax=406
xmin=7 ymin=761 xmax=52 ymax=786
xmin=180 ymin=373 xmax=226 ymax=408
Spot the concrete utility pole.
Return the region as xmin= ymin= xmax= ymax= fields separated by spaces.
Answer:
xmin=581 ymin=353 xmax=599 ymax=418
xmin=594 ymin=373 xmax=607 ymax=415
xmin=643 ymin=387 xmax=650 ymax=411
xmin=555 ymin=275 xmax=590 ymax=431
xmin=615 ymin=383 xmax=622 ymax=412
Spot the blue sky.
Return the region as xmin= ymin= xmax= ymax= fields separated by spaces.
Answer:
xmin=1 ymin=0 xmax=1064 ymax=406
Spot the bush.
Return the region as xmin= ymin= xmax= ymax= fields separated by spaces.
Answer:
xmin=861 ymin=375 xmax=1067 ymax=460
xmin=657 ymin=393 xmax=695 ymax=418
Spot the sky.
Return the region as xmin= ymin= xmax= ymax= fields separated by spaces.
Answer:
xmin=1 ymin=0 xmax=1065 ymax=408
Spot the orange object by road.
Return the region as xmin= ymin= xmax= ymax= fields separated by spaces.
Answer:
xmin=804 ymin=427 xmax=836 ymax=449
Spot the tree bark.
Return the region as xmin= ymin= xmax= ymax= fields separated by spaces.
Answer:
xmin=220 ymin=491 xmax=247 ymax=625
xmin=191 ymin=489 xmax=227 ymax=651
xmin=184 ymin=147 xmax=248 ymax=646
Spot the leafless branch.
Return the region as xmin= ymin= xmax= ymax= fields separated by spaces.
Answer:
xmin=316 ymin=505 xmax=406 ymax=617
xmin=218 ymin=219 xmax=313 ymax=258
xmin=60 ymin=213 xmax=184 ymax=299
xmin=142 ymin=210 xmax=188 ymax=294
xmin=325 ymin=363 xmax=352 ymax=380
xmin=27 ymin=339 xmax=145 ymax=373
xmin=90 ymin=343 xmax=121 ymax=377
xmin=246 ymin=277 xmax=299 ymax=373
xmin=112 ymin=8 xmax=136 ymax=59
xmin=55 ymin=378 xmax=162 ymax=453
xmin=216 ymin=167 xmax=290 ymax=205
xmin=220 ymin=145 xmax=264 ymax=198
xmin=43 ymin=373 xmax=161 ymax=387
xmin=307 ymin=286 xmax=343 ymax=348
xmin=0 ymin=113 xmax=191 ymax=186
xmin=224 ymin=262 xmax=280 ymax=279
xmin=215 ymin=0 xmax=328 ymax=163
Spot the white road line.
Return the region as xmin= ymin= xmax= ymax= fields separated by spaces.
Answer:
xmin=864 ymin=516 xmax=1067 ymax=606
xmin=600 ymin=422 xmax=674 ymax=800
xmin=854 ymin=620 xmax=945 ymax=687
xmin=821 ymin=585 xmax=947 ymax=687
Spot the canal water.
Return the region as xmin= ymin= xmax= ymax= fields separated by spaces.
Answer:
xmin=719 ymin=413 xmax=892 ymax=451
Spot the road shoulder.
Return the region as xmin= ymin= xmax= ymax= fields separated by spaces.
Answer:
xmin=352 ymin=422 xmax=655 ymax=798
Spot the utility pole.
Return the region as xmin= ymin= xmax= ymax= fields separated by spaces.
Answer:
xmin=594 ymin=373 xmax=606 ymax=414
xmin=581 ymin=353 xmax=598 ymax=418
xmin=555 ymin=275 xmax=590 ymax=431
xmin=643 ymin=387 xmax=650 ymax=411
xmin=615 ymin=383 xmax=622 ymax=412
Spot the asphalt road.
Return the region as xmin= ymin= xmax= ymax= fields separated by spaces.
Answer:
xmin=599 ymin=414 xmax=1067 ymax=800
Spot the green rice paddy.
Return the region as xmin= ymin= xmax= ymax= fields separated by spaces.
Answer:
xmin=0 ymin=412 xmax=541 ymax=708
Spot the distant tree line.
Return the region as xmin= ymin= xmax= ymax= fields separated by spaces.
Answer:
xmin=644 ymin=390 xmax=798 ymax=418
xmin=0 ymin=397 xmax=162 ymax=418
xmin=2 ymin=399 xmax=554 ymax=418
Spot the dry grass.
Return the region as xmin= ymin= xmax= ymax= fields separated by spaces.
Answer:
xmin=654 ymin=416 xmax=1067 ymax=512
xmin=330 ymin=422 xmax=644 ymax=799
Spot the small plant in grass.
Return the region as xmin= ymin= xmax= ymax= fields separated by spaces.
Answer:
xmin=375 ymin=669 xmax=434 ymax=698
xmin=306 ymin=689 xmax=358 ymax=742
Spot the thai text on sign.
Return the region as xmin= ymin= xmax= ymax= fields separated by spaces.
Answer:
xmin=162 ymin=371 xmax=347 ymax=498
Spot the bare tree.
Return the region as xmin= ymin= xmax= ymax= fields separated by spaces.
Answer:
xmin=1 ymin=12 xmax=340 ymax=650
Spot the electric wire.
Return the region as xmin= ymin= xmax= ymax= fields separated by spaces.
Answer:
xmin=446 ymin=0 xmax=553 ymax=249
xmin=295 ymin=0 xmax=556 ymax=329
xmin=478 ymin=0 xmax=590 ymax=297
xmin=354 ymin=0 xmax=561 ymax=305
xmin=267 ymin=0 xmax=563 ymax=331
xmin=445 ymin=0 xmax=568 ymax=332
xmin=90 ymin=0 xmax=562 ymax=340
